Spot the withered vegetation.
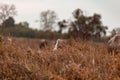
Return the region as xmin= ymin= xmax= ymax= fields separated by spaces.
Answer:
xmin=0 ymin=37 xmax=120 ymax=80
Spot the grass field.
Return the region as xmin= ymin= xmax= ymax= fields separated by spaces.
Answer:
xmin=0 ymin=37 xmax=120 ymax=80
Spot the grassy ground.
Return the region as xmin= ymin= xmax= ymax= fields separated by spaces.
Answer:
xmin=0 ymin=38 xmax=120 ymax=80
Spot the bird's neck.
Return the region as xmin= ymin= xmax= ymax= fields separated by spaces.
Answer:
xmin=53 ymin=40 xmax=59 ymax=50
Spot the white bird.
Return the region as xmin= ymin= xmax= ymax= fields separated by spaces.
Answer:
xmin=53 ymin=39 xmax=67 ymax=51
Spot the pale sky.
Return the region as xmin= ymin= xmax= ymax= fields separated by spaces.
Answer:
xmin=1 ymin=0 xmax=120 ymax=31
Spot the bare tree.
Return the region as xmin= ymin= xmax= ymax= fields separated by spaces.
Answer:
xmin=0 ymin=3 xmax=17 ymax=26
xmin=40 ymin=10 xmax=57 ymax=31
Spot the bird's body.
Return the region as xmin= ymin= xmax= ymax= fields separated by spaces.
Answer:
xmin=39 ymin=39 xmax=48 ymax=49
xmin=107 ymin=33 xmax=120 ymax=54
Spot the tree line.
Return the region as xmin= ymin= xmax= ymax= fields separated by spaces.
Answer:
xmin=0 ymin=3 xmax=118 ymax=40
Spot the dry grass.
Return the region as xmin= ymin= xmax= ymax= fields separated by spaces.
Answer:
xmin=0 ymin=38 xmax=120 ymax=80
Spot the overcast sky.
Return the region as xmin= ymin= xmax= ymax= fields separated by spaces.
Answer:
xmin=1 ymin=0 xmax=120 ymax=31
